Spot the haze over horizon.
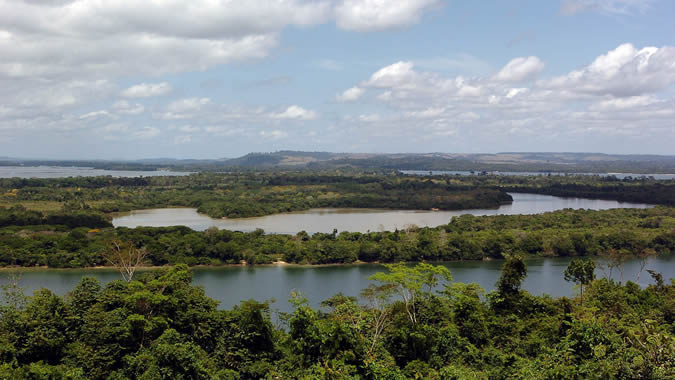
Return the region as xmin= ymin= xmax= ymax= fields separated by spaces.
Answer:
xmin=1 ymin=0 xmax=674 ymax=159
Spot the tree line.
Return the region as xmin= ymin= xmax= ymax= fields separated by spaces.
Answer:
xmin=0 ymin=207 xmax=672 ymax=268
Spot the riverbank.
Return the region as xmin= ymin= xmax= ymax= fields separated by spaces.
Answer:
xmin=2 ymin=206 xmax=671 ymax=269
xmin=0 ymin=259 xmax=380 ymax=272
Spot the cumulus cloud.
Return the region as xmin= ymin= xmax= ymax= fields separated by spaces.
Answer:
xmin=365 ymin=61 xmax=419 ymax=88
xmin=0 ymin=1 xmax=334 ymax=80
xmin=270 ymin=105 xmax=317 ymax=120
xmin=541 ymin=43 xmax=675 ymax=97
xmin=336 ymin=86 xmax=365 ymax=102
xmin=337 ymin=43 xmax=675 ymax=148
xmin=121 ymin=82 xmax=172 ymax=98
xmin=494 ymin=57 xmax=544 ymax=82
xmin=0 ymin=0 xmax=440 ymax=83
xmin=335 ymin=0 xmax=441 ymax=31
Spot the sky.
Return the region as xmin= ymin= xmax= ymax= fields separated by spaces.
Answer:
xmin=0 ymin=0 xmax=674 ymax=159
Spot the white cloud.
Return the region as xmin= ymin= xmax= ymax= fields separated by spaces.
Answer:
xmin=541 ymin=43 xmax=675 ymax=97
xmin=336 ymin=86 xmax=365 ymax=102
xmin=588 ymin=95 xmax=659 ymax=111
xmin=132 ymin=127 xmax=160 ymax=140
xmin=336 ymin=43 xmax=675 ymax=148
xmin=259 ymin=130 xmax=288 ymax=139
xmin=79 ymin=110 xmax=111 ymax=119
xmin=494 ymin=57 xmax=544 ymax=82
xmin=0 ymin=0 xmax=438 ymax=85
xmin=365 ymin=61 xmax=418 ymax=88
xmin=0 ymin=1 xmax=333 ymax=80
xmin=121 ymin=82 xmax=172 ymax=98
xmin=506 ymin=88 xmax=528 ymax=98
xmin=167 ymin=98 xmax=211 ymax=113
xmin=335 ymin=0 xmax=441 ymax=31
xmin=270 ymin=105 xmax=317 ymax=120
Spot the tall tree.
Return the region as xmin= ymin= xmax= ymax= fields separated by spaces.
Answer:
xmin=102 ymin=240 xmax=148 ymax=282
xmin=564 ymin=258 xmax=595 ymax=304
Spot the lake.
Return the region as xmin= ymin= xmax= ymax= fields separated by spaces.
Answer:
xmin=2 ymin=256 xmax=672 ymax=315
xmin=112 ymin=193 xmax=652 ymax=234
xmin=0 ymin=166 xmax=193 ymax=178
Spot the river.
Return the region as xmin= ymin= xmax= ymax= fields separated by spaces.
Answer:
xmin=2 ymin=192 xmax=663 ymax=315
xmin=1 ymin=256 xmax=672 ymax=315
xmin=112 ymin=193 xmax=652 ymax=234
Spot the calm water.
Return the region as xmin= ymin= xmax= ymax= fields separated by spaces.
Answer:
xmin=0 ymin=166 xmax=193 ymax=178
xmin=400 ymin=170 xmax=675 ymax=180
xmin=2 ymin=256 xmax=673 ymax=314
xmin=113 ymin=193 xmax=652 ymax=234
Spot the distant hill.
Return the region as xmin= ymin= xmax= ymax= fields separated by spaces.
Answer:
xmin=215 ymin=151 xmax=675 ymax=174
xmin=3 ymin=151 xmax=675 ymax=174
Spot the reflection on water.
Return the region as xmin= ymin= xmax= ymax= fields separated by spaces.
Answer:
xmin=2 ymin=256 xmax=673 ymax=314
xmin=113 ymin=193 xmax=652 ymax=234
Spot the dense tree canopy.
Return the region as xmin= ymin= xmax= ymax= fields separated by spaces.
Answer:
xmin=1 ymin=263 xmax=672 ymax=378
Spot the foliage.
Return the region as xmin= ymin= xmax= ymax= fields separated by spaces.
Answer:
xmin=1 ymin=263 xmax=672 ymax=378
xmin=0 ymin=206 xmax=672 ymax=268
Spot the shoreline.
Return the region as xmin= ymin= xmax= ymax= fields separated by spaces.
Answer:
xmin=7 ymin=254 xmax=671 ymax=272
xmin=0 ymin=259 xmax=384 ymax=272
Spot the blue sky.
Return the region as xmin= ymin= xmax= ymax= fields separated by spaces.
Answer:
xmin=1 ymin=0 xmax=674 ymax=159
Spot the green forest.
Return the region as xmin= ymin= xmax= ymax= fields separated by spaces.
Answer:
xmin=1 ymin=260 xmax=672 ymax=378
xmin=0 ymin=171 xmax=673 ymax=378
xmin=2 ymin=173 xmax=673 ymax=220
xmin=0 ymin=206 xmax=672 ymax=268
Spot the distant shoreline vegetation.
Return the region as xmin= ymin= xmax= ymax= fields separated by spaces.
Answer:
xmin=0 ymin=207 xmax=672 ymax=268
xmin=1 ymin=172 xmax=673 ymax=219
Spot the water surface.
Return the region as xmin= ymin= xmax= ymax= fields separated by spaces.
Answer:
xmin=113 ymin=193 xmax=652 ymax=234
xmin=2 ymin=256 xmax=672 ymax=314
xmin=0 ymin=166 xmax=192 ymax=178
